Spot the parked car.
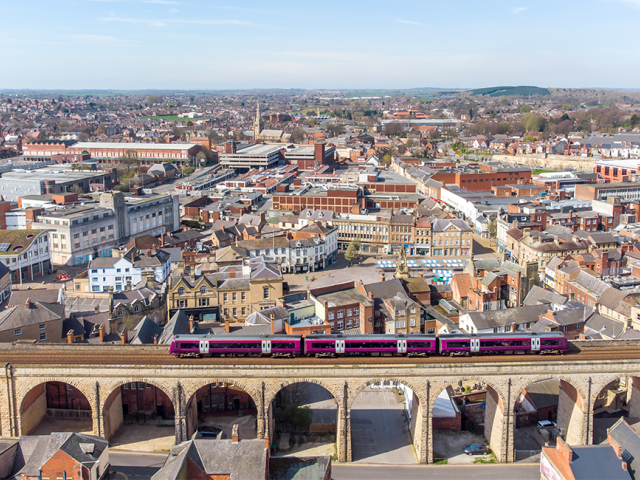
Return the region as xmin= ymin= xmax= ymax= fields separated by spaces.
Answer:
xmin=537 ymin=420 xmax=557 ymax=429
xmin=463 ymin=443 xmax=488 ymax=455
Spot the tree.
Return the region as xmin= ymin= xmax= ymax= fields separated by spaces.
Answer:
xmin=326 ymin=124 xmax=344 ymax=137
xmin=119 ymin=149 xmax=139 ymax=171
xmin=289 ymin=128 xmax=306 ymax=144
xmin=344 ymin=238 xmax=361 ymax=266
xmin=69 ymin=185 xmax=84 ymax=194
xmin=630 ymin=114 xmax=639 ymax=128
xmin=146 ymin=95 xmax=163 ymax=105
xmin=382 ymin=122 xmax=404 ymax=137
xmin=195 ymin=151 xmax=208 ymax=167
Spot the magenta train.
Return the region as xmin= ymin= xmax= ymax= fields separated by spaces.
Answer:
xmin=169 ymin=332 xmax=569 ymax=357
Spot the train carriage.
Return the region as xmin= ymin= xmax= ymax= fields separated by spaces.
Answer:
xmin=170 ymin=334 xmax=303 ymax=357
xmin=438 ymin=332 xmax=568 ymax=356
xmin=304 ymin=334 xmax=437 ymax=357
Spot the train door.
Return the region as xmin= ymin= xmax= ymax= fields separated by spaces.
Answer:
xmin=470 ymin=339 xmax=480 ymax=353
xmin=262 ymin=340 xmax=272 ymax=355
xmin=335 ymin=340 xmax=345 ymax=354
xmin=531 ymin=337 xmax=540 ymax=352
xmin=397 ymin=339 xmax=407 ymax=354
xmin=199 ymin=340 xmax=210 ymax=355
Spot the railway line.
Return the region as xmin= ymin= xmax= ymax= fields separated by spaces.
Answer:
xmin=1 ymin=342 xmax=640 ymax=366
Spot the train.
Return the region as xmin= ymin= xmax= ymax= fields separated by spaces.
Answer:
xmin=169 ymin=332 xmax=569 ymax=358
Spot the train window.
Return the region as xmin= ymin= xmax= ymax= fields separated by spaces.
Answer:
xmin=446 ymin=341 xmax=470 ymax=348
xmin=309 ymin=342 xmax=335 ymax=349
xmin=272 ymin=342 xmax=295 ymax=349
xmin=348 ymin=342 xmax=395 ymax=349
xmin=480 ymin=340 xmax=502 ymax=347
xmin=180 ymin=342 xmax=199 ymax=349
xmin=407 ymin=341 xmax=431 ymax=347
xmin=541 ymin=339 xmax=559 ymax=346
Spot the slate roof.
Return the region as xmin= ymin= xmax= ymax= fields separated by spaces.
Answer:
xmin=522 ymin=286 xmax=568 ymax=306
xmin=159 ymin=310 xmax=191 ymax=345
xmin=585 ymin=314 xmax=627 ymax=339
xmin=567 ymin=444 xmax=632 ymax=480
xmin=268 ymin=456 xmax=332 ymax=480
xmin=0 ymin=301 xmax=64 ymax=331
xmin=464 ymin=304 xmax=548 ymax=331
xmin=130 ymin=316 xmax=163 ymax=344
xmin=13 ymin=433 xmax=108 ymax=479
xmin=152 ymin=439 xmax=268 ymax=480
xmin=525 ymin=379 xmax=559 ymax=410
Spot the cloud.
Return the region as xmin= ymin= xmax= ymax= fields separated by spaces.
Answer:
xmin=512 ymin=7 xmax=527 ymax=14
xmin=101 ymin=15 xmax=256 ymax=27
xmin=394 ymin=18 xmax=424 ymax=26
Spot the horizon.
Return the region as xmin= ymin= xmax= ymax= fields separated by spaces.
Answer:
xmin=3 ymin=0 xmax=640 ymax=90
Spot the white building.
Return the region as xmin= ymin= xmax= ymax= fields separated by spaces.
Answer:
xmin=0 ymin=229 xmax=52 ymax=284
xmin=88 ymin=248 xmax=171 ymax=292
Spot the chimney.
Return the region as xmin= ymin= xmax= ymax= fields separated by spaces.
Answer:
xmin=419 ymin=272 xmax=424 ymax=278
xmin=25 ymin=298 xmax=31 ymax=310
xmin=368 ymin=291 xmax=374 ymax=299
xmin=189 ymin=315 xmax=195 ymax=333
xmin=67 ymin=330 xmax=75 ymax=344
xmin=511 ymin=322 xmax=516 ymax=333
xmin=120 ymin=329 xmax=128 ymax=344
xmin=94 ymin=304 xmax=100 ymax=314
xmin=380 ymin=273 xmax=385 ymax=282
xmin=153 ymin=334 xmax=159 ymax=345
xmin=183 ymin=226 xmax=188 ymax=232
xmin=225 ymin=319 xmax=230 ymax=333
xmin=229 ymin=269 xmax=236 ymax=279
xmin=265 ymin=437 xmax=270 ymax=451
xmin=147 ymin=249 xmax=152 ymax=258
xmin=231 ymin=424 xmax=239 ymax=443
xmin=623 ymin=462 xmax=628 ymax=471
xmin=556 ymin=438 xmax=574 ymax=463
xmin=99 ymin=324 xmax=105 ymax=342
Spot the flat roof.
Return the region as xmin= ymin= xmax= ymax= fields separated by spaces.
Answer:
xmin=70 ymin=142 xmax=198 ymax=151
xmin=222 ymin=144 xmax=283 ymax=156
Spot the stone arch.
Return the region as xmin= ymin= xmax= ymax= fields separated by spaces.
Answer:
xmin=347 ymin=378 xmax=425 ymax=411
xmin=265 ymin=378 xmax=345 ymax=409
xmin=18 ymin=378 xmax=95 ymax=436
xmin=99 ymin=378 xmax=177 ymax=444
xmin=183 ymin=378 xmax=263 ymax=409
xmin=428 ymin=378 xmax=507 ymax=415
xmin=510 ymin=374 xmax=588 ymax=415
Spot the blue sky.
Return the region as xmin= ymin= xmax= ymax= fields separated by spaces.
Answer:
xmin=2 ymin=0 xmax=640 ymax=90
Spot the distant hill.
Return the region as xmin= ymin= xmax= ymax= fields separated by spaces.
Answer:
xmin=469 ymin=86 xmax=551 ymax=97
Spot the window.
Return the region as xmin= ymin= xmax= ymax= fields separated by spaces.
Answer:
xmin=263 ymin=287 xmax=269 ymax=300
xmin=200 ymin=286 xmax=207 ymax=294
xmin=410 ymin=318 xmax=416 ymax=327
xmin=39 ymin=323 xmax=45 ymax=330
xmin=347 ymin=308 xmax=352 ymax=317
xmin=223 ymin=293 xmax=228 ymax=302
xmin=241 ymin=292 xmax=246 ymax=301
xmin=39 ymin=333 xmax=47 ymax=341
xmin=232 ymin=292 xmax=237 ymax=301
xmin=134 ymin=305 xmax=140 ymax=313
xmin=328 ymin=312 xmax=334 ymax=320
xmin=199 ymin=298 xmax=210 ymax=306
xmin=14 ymin=329 xmax=21 ymax=336
xmin=337 ymin=310 xmax=344 ymax=319
xmin=242 ymin=307 xmax=246 ymax=315
xmin=118 ymin=309 xmax=124 ymax=317
xmin=178 ymin=287 xmax=185 ymax=296
xmin=232 ymin=308 xmax=237 ymax=316
xmin=337 ymin=321 xmax=344 ymax=330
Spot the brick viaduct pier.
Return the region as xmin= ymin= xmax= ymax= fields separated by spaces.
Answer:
xmin=1 ymin=341 xmax=640 ymax=463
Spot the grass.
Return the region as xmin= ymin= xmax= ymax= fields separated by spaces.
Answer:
xmin=531 ymin=169 xmax=557 ymax=175
xmin=474 ymin=449 xmax=498 ymax=463
xmin=433 ymin=451 xmax=448 ymax=465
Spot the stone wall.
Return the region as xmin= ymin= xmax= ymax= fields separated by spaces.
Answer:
xmin=20 ymin=385 xmax=46 ymax=435
xmin=557 ymin=380 xmax=585 ymax=445
xmin=103 ymin=388 xmax=123 ymax=441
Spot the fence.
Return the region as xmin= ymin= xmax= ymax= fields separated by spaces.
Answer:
xmin=515 ymin=449 xmax=542 ymax=463
xmin=47 ymin=408 xmax=91 ymax=420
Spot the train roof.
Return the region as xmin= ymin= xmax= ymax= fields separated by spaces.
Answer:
xmin=440 ymin=332 xmax=566 ymax=339
xmin=173 ymin=334 xmax=302 ymax=341
xmin=305 ymin=334 xmax=436 ymax=340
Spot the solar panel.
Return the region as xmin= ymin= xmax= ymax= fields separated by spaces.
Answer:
xmin=0 ymin=243 xmax=10 ymax=252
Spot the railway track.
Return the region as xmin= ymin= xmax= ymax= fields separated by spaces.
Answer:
xmin=1 ymin=345 xmax=640 ymax=366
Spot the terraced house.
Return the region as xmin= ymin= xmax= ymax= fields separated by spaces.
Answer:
xmin=167 ymin=259 xmax=283 ymax=322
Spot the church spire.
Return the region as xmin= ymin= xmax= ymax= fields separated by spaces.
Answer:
xmin=254 ymin=98 xmax=264 ymax=141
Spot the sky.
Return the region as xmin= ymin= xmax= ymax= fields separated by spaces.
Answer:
xmin=2 ymin=0 xmax=640 ymax=90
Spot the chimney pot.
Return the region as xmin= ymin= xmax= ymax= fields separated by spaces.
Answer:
xmin=99 ymin=324 xmax=105 ymax=342
xmin=368 ymin=291 xmax=374 ymax=299
xmin=231 ymin=424 xmax=239 ymax=443
xmin=67 ymin=330 xmax=75 ymax=344
xmin=153 ymin=334 xmax=159 ymax=344
xmin=189 ymin=315 xmax=195 ymax=332
xmin=224 ymin=319 xmax=230 ymax=333
xmin=419 ymin=272 xmax=424 ymax=278
xmin=25 ymin=298 xmax=31 ymax=310
xmin=380 ymin=273 xmax=385 ymax=282
xmin=511 ymin=322 xmax=516 ymax=333
xmin=94 ymin=304 xmax=100 ymax=314
xmin=120 ymin=329 xmax=128 ymax=344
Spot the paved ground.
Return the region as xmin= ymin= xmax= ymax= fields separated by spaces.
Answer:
xmin=432 ymin=430 xmax=490 ymax=464
xmin=30 ymin=418 xmax=92 ymax=436
xmin=110 ymin=424 xmax=176 ymax=452
xmin=351 ymin=387 xmax=416 ymax=464
xmin=333 ymin=464 xmax=541 ymax=480
xmin=199 ymin=413 xmax=257 ymax=440
xmin=513 ymin=425 xmax=542 ymax=451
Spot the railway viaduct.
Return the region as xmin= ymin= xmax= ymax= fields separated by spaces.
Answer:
xmin=1 ymin=340 xmax=640 ymax=463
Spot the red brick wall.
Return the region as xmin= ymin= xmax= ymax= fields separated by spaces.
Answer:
xmin=433 ymin=412 xmax=462 ymax=431
xmin=41 ymin=449 xmax=89 ymax=480
xmin=46 ymin=382 xmax=91 ymax=410
xmin=120 ymin=383 xmax=175 ymax=417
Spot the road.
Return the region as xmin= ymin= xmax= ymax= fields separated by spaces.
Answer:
xmin=109 ymin=450 xmax=541 ymax=480
xmin=332 ymin=464 xmax=540 ymax=480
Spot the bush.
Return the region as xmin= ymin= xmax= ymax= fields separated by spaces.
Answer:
xmin=183 ymin=166 xmax=195 ymax=175
xmin=276 ymin=404 xmax=312 ymax=430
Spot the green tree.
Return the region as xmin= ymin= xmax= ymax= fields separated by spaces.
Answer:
xmin=344 ymin=238 xmax=360 ymax=266
xmin=289 ymin=128 xmax=306 ymax=144
xmin=630 ymin=114 xmax=639 ymax=128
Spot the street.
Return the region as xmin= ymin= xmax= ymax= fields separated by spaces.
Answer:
xmin=332 ymin=464 xmax=540 ymax=480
